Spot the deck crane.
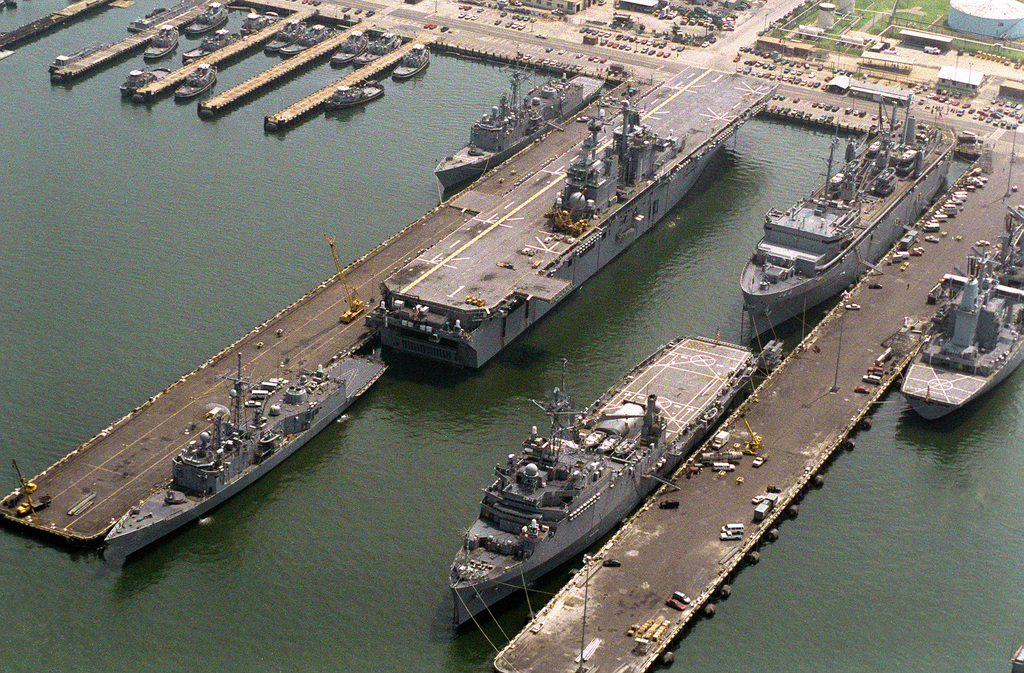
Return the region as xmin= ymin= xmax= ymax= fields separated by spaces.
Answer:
xmin=325 ymin=234 xmax=365 ymax=324
xmin=11 ymin=459 xmax=49 ymax=517
xmin=738 ymin=413 xmax=763 ymax=455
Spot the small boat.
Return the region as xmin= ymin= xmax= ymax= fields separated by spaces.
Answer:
xmin=182 ymin=28 xmax=236 ymax=63
xmin=324 ymin=81 xmax=384 ymax=111
xmin=264 ymin=19 xmax=304 ymax=54
xmin=240 ymin=11 xmax=276 ymax=36
xmin=183 ymin=2 xmax=228 ymax=37
xmin=49 ymin=42 xmax=108 ymax=78
xmin=120 ymin=67 xmax=171 ymax=97
xmin=174 ymin=62 xmax=216 ymax=101
xmin=330 ymin=30 xmax=368 ymax=67
xmin=392 ymin=44 xmax=429 ymax=80
xmin=278 ymin=23 xmax=331 ymax=57
xmin=352 ymin=32 xmax=400 ymax=67
xmin=128 ymin=6 xmax=173 ymax=33
xmin=144 ymin=24 xmax=179 ymax=60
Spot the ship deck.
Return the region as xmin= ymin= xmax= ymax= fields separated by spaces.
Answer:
xmin=589 ymin=337 xmax=752 ymax=440
xmin=384 ymin=68 xmax=774 ymax=311
xmin=902 ymin=362 xmax=986 ymax=406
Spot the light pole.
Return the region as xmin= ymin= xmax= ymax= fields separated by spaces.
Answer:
xmin=1007 ymin=126 xmax=1018 ymax=198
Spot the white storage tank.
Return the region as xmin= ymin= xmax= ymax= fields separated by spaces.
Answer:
xmin=949 ymin=0 xmax=1024 ymax=39
xmin=818 ymin=2 xmax=836 ymax=29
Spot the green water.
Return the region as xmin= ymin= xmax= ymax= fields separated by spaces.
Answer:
xmin=1 ymin=4 xmax=1022 ymax=672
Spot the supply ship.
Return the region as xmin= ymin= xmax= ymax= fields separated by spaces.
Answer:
xmin=902 ymin=236 xmax=1024 ymax=419
xmin=371 ymin=69 xmax=775 ymax=368
xmin=103 ymin=353 xmax=385 ymax=562
xmin=434 ymin=72 xmax=603 ymax=189
xmin=450 ymin=336 xmax=757 ymax=626
xmin=741 ymin=104 xmax=954 ymax=335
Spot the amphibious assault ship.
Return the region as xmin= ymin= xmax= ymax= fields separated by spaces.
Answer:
xmin=741 ymin=103 xmax=954 ymax=335
xmin=450 ymin=336 xmax=757 ymax=626
xmin=104 ymin=353 xmax=385 ymax=562
xmin=902 ymin=230 xmax=1024 ymax=419
xmin=371 ymin=69 xmax=775 ymax=368
xmin=434 ymin=72 xmax=602 ymax=189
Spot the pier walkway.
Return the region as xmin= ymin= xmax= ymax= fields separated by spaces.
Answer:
xmin=132 ymin=9 xmax=316 ymax=103
xmin=49 ymin=0 xmax=209 ymax=84
xmin=0 ymin=0 xmax=117 ymax=52
xmin=197 ymin=21 xmax=373 ymax=121
xmin=260 ymin=36 xmax=432 ymax=131
xmin=493 ymin=139 xmax=1013 ymax=673
xmin=0 ymin=80 xmax=615 ymax=545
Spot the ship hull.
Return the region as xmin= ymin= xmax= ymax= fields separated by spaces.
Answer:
xmin=743 ymin=148 xmax=953 ymax=335
xmin=383 ymin=144 xmax=722 ymax=368
xmin=903 ymin=340 xmax=1024 ymax=419
xmin=104 ymin=358 xmax=385 ymax=562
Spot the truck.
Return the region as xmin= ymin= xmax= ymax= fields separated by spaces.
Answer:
xmin=752 ymin=492 xmax=780 ymax=521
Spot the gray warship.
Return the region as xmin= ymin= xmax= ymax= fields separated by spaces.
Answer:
xmin=450 ymin=336 xmax=757 ymax=626
xmin=741 ymin=103 xmax=954 ymax=335
xmin=902 ymin=222 xmax=1024 ymax=419
xmin=371 ymin=69 xmax=775 ymax=368
xmin=104 ymin=353 xmax=385 ymax=562
xmin=434 ymin=72 xmax=602 ymax=189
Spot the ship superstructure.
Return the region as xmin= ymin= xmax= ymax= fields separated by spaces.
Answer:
xmin=372 ymin=69 xmax=775 ymax=368
xmin=450 ymin=336 xmax=756 ymax=625
xmin=741 ymin=103 xmax=954 ymax=335
xmin=434 ymin=72 xmax=603 ymax=188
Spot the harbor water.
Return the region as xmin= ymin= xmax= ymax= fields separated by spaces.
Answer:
xmin=1 ymin=3 xmax=1022 ymax=671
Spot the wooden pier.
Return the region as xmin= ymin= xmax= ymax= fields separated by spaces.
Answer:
xmin=48 ymin=0 xmax=209 ymax=84
xmin=0 ymin=0 xmax=118 ymax=52
xmin=199 ymin=21 xmax=370 ymax=121
xmin=493 ymin=141 xmax=1009 ymax=673
xmin=132 ymin=9 xmax=317 ymax=104
xmin=260 ymin=36 xmax=431 ymax=131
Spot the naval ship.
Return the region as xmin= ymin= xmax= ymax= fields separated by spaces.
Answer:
xmin=741 ymin=103 xmax=954 ymax=335
xmin=450 ymin=336 xmax=757 ymax=626
xmin=371 ymin=70 xmax=775 ymax=369
xmin=104 ymin=353 xmax=385 ymax=562
xmin=433 ymin=72 xmax=603 ymax=189
xmin=902 ymin=242 xmax=1024 ymax=419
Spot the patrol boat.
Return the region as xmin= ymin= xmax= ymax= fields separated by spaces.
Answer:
xmin=450 ymin=336 xmax=757 ymax=625
xmin=330 ymin=30 xmax=368 ymax=66
xmin=104 ymin=353 xmax=386 ymax=562
xmin=741 ymin=104 xmax=954 ymax=335
xmin=902 ymin=244 xmax=1024 ymax=419
xmin=434 ymin=72 xmax=602 ymax=189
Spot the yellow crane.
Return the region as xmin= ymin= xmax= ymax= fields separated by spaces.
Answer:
xmin=739 ymin=413 xmax=763 ymax=455
xmin=325 ymin=234 xmax=365 ymax=324
xmin=11 ymin=459 xmax=46 ymax=517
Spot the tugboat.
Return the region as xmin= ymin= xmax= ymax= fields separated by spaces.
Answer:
xmin=330 ymin=30 xmax=368 ymax=67
xmin=183 ymin=2 xmax=228 ymax=37
xmin=352 ymin=32 xmax=400 ymax=66
xmin=174 ymin=62 xmax=217 ymax=101
xmin=128 ymin=6 xmax=177 ymax=33
xmin=144 ymin=24 xmax=179 ymax=61
xmin=120 ymin=67 xmax=171 ymax=97
xmin=278 ymin=23 xmax=331 ymax=57
xmin=104 ymin=353 xmax=386 ymax=563
xmin=240 ymin=11 xmax=276 ymax=36
xmin=49 ymin=42 xmax=108 ymax=80
xmin=182 ymin=28 xmax=236 ymax=63
xmin=391 ymin=44 xmax=429 ymax=80
xmin=264 ymin=18 xmax=304 ymax=54
xmin=324 ymin=81 xmax=384 ymax=111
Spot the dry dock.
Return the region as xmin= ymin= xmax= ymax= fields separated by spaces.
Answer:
xmin=493 ymin=143 xmax=1007 ymax=673
xmin=259 ymin=36 xmax=431 ymax=130
xmin=132 ymin=9 xmax=317 ymax=104
xmin=48 ymin=0 xmax=209 ymax=84
xmin=0 ymin=80 xmax=618 ymax=545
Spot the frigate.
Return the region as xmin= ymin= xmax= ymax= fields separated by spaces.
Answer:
xmin=434 ymin=72 xmax=602 ymax=189
xmin=450 ymin=336 xmax=757 ymax=626
xmin=104 ymin=353 xmax=385 ymax=562
xmin=902 ymin=232 xmax=1024 ymax=419
xmin=741 ymin=102 xmax=954 ymax=335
